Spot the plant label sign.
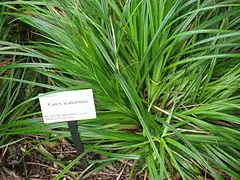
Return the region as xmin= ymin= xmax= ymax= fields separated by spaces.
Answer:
xmin=39 ymin=89 xmax=96 ymax=123
xmin=39 ymin=89 xmax=96 ymax=154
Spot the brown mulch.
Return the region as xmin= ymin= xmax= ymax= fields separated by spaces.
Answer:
xmin=0 ymin=136 xmax=146 ymax=180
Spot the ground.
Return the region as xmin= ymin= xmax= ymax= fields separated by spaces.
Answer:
xmin=0 ymin=135 xmax=147 ymax=180
xmin=0 ymin=136 xmax=232 ymax=180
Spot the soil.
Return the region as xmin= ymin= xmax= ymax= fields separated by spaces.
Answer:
xmin=0 ymin=136 xmax=232 ymax=180
xmin=0 ymin=135 xmax=147 ymax=180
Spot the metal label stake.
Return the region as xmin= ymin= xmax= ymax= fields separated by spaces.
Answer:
xmin=39 ymin=89 xmax=96 ymax=155
xmin=67 ymin=121 xmax=84 ymax=155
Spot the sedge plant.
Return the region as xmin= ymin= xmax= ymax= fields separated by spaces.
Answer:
xmin=0 ymin=0 xmax=240 ymax=179
xmin=0 ymin=6 xmax=43 ymax=145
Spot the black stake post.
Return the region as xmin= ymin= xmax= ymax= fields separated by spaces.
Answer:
xmin=67 ymin=121 xmax=84 ymax=155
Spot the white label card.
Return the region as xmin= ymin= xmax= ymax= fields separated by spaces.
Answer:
xmin=39 ymin=89 xmax=96 ymax=123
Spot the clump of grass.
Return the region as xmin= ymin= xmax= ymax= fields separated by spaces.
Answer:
xmin=1 ymin=0 xmax=240 ymax=179
xmin=0 ymin=6 xmax=46 ymax=151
